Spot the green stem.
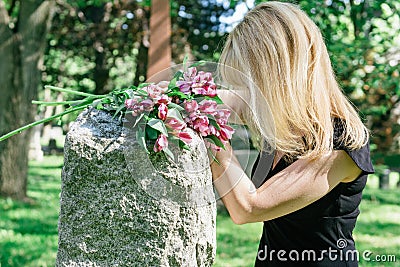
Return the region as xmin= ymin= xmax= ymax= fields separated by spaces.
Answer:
xmin=32 ymin=100 xmax=86 ymax=106
xmin=0 ymin=105 xmax=87 ymax=142
xmin=44 ymin=85 xmax=106 ymax=98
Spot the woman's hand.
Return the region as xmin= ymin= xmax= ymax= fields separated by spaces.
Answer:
xmin=217 ymin=89 xmax=246 ymax=124
xmin=210 ymin=143 xmax=362 ymax=224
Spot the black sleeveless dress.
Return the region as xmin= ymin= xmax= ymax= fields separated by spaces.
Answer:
xmin=252 ymin=122 xmax=374 ymax=266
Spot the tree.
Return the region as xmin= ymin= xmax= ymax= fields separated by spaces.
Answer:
xmin=171 ymin=0 xmax=247 ymax=62
xmin=147 ymin=0 xmax=171 ymax=78
xmin=44 ymin=0 xmax=148 ymax=94
xmin=0 ymin=0 xmax=55 ymax=199
xmin=42 ymin=0 xmax=244 ymax=95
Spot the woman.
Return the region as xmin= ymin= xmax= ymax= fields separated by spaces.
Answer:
xmin=212 ymin=2 xmax=374 ymax=266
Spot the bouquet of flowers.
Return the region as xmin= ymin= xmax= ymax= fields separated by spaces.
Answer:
xmin=0 ymin=62 xmax=234 ymax=159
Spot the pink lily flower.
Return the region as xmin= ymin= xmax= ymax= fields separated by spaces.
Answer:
xmin=208 ymin=125 xmax=219 ymax=136
xmin=156 ymin=81 xmax=169 ymax=93
xmin=214 ymin=109 xmax=231 ymax=125
xmin=219 ymin=125 xmax=235 ymax=141
xmin=184 ymin=67 xmax=197 ymax=80
xmin=156 ymin=94 xmax=170 ymax=105
xmin=154 ymin=134 xmax=168 ymax=152
xmin=144 ymin=84 xmax=160 ymax=99
xmin=198 ymin=100 xmax=218 ymax=114
xmin=184 ymin=99 xmax=199 ymax=113
xmin=191 ymin=86 xmax=207 ymax=95
xmin=140 ymin=99 xmax=154 ymax=112
xmin=125 ymin=98 xmax=138 ymax=109
xmin=177 ymin=132 xmax=192 ymax=144
xmin=194 ymin=71 xmax=212 ymax=83
xmin=204 ymin=84 xmax=217 ymax=97
xmin=165 ymin=117 xmax=186 ymax=131
xmin=176 ymin=80 xmax=192 ymax=94
xmin=191 ymin=71 xmax=217 ymax=96
xmin=176 ymin=67 xmax=198 ymax=94
xmin=158 ymin=103 xmax=168 ymax=120
xmin=192 ymin=115 xmax=209 ymax=136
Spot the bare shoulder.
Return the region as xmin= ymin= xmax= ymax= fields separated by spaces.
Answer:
xmin=286 ymin=150 xmax=362 ymax=186
xmin=334 ymin=150 xmax=362 ymax=183
xmin=314 ymin=150 xmax=362 ymax=184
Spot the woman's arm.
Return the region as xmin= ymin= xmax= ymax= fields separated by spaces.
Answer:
xmin=211 ymin=144 xmax=362 ymax=224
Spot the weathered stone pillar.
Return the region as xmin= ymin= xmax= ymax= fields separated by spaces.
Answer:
xmin=57 ymin=108 xmax=216 ymax=266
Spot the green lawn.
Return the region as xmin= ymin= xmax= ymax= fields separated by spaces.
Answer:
xmin=0 ymin=156 xmax=62 ymax=266
xmin=0 ymin=156 xmax=399 ymax=266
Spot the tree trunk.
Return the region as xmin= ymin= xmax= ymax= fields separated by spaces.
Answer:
xmin=379 ymin=169 xmax=390 ymax=190
xmin=134 ymin=6 xmax=150 ymax=85
xmin=84 ymin=4 xmax=110 ymax=95
xmin=147 ymin=0 xmax=171 ymax=79
xmin=93 ymin=49 xmax=110 ymax=94
xmin=0 ymin=0 xmax=55 ymax=199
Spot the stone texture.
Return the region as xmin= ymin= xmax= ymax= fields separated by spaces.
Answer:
xmin=57 ymin=108 xmax=216 ymax=267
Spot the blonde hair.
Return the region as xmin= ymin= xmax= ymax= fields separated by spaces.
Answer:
xmin=219 ymin=1 xmax=368 ymax=160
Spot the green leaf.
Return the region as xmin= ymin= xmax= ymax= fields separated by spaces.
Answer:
xmin=179 ymin=140 xmax=190 ymax=151
xmin=145 ymin=126 xmax=159 ymax=140
xmin=92 ymin=99 xmax=103 ymax=109
xmin=168 ymin=77 xmax=177 ymax=90
xmin=138 ymin=83 xmax=152 ymax=89
xmin=124 ymin=89 xmax=135 ymax=98
xmin=205 ymin=135 xmax=225 ymax=150
xmin=207 ymin=115 xmax=221 ymax=130
xmin=183 ymin=54 xmax=189 ymax=71
xmin=189 ymin=60 xmax=206 ymax=68
xmin=147 ymin=118 xmax=168 ymax=136
xmin=133 ymin=113 xmax=145 ymax=128
xmin=136 ymin=127 xmax=148 ymax=153
xmin=112 ymin=103 xmax=127 ymax=119
xmin=168 ymin=91 xmax=189 ymax=100
xmin=167 ymin=70 xmax=184 ymax=93
xmin=168 ymin=91 xmax=189 ymax=99
xmin=101 ymin=97 xmax=112 ymax=105
xmin=163 ymin=146 xmax=175 ymax=161
xmin=207 ymin=148 xmax=220 ymax=165
xmin=173 ymin=70 xmax=184 ymax=79
xmin=205 ymin=95 xmax=224 ymax=104
xmin=112 ymin=94 xmax=119 ymax=106
xmin=193 ymin=96 xmax=205 ymax=103
xmin=167 ymin=102 xmax=185 ymax=111
xmin=167 ymin=108 xmax=184 ymax=122
xmin=136 ymin=89 xmax=148 ymax=97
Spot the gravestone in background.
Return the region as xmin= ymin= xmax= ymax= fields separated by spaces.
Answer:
xmin=56 ymin=108 xmax=216 ymax=266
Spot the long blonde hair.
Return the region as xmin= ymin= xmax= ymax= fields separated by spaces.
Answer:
xmin=219 ymin=1 xmax=368 ymax=160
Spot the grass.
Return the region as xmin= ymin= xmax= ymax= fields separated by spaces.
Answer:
xmin=0 ymin=156 xmax=399 ymax=266
xmin=0 ymin=156 xmax=62 ymax=267
xmin=214 ymin=208 xmax=262 ymax=267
